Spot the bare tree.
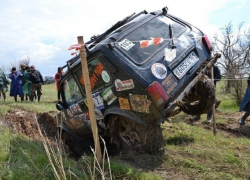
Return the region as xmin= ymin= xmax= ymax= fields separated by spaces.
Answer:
xmin=8 ymin=55 xmax=30 ymax=72
xmin=213 ymin=22 xmax=250 ymax=104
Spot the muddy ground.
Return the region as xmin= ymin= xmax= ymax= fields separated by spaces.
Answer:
xmin=1 ymin=109 xmax=250 ymax=179
xmin=1 ymin=109 xmax=57 ymax=143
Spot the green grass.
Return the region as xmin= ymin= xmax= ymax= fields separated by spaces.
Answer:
xmin=161 ymin=122 xmax=250 ymax=179
xmin=0 ymin=128 xmax=161 ymax=180
xmin=1 ymin=82 xmax=250 ymax=179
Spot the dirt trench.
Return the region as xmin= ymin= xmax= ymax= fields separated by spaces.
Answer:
xmin=1 ymin=110 xmax=57 ymax=144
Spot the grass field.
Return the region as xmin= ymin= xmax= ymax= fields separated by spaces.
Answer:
xmin=0 ymin=82 xmax=250 ymax=179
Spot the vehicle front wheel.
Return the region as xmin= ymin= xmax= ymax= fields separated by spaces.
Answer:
xmin=107 ymin=115 xmax=163 ymax=154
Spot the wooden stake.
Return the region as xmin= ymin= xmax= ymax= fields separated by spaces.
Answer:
xmin=77 ymin=36 xmax=102 ymax=164
xmin=211 ymin=66 xmax=217 ymax=135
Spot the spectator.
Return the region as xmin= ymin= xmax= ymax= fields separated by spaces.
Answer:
xmin=55 ymin=67 xmax=64 ymax=101
xmin=23 ymin=66 xmax=31 ymax=101
xmin=20 ymin=64 xmax=30 ymax=101
xmin=29 ymin=65 xmax=44 ymax=102
xmin=20 ymin=63 xmax=26 ymax=75
xmin=191 ymin=65 xmax=221 ymax=123
xmin=9 ymin=67 xmax=24 ymax=102
xmin=239 ymin=76 xmax=250 ymax=125
xmin=0 ymin=68 xmax=9 ymax=101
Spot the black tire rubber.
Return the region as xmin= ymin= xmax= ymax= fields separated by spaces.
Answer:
xmin=180 ymin=76 xmax=216 ymax=115
xmin=61 ymin=130 xmax=93 ymax=157
xmin=107 ymin=115 xmax=163 ymax=154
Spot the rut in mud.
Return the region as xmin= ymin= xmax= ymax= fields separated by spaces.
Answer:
xmin=2 ymin=110 xmax=57 ymax=144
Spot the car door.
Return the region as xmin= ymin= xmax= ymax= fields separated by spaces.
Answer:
xmin=60 ymin=73 xmax=94 ymax=137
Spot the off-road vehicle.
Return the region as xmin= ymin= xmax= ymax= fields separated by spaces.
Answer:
xmin=55 ymin=6 xmax=220 ymax=154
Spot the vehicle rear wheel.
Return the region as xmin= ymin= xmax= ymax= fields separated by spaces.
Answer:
xmin=180 ymin=75 xmax=216 ymax=115
xmin=107 ymin=115 xmax=163 ymax=154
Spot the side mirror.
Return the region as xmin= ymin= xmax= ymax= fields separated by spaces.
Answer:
xmin=56 ymin=101 xmax=65 ymax=111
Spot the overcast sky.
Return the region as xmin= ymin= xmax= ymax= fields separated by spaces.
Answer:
xmin=0 ymin=0 xmax=249 ymax=76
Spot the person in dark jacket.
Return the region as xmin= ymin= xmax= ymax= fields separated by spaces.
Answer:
xmin=9 ymin=67 xmax=24 ymax=102
xmin=29 ymin=65 xmax=44 ymax=102
xmin=239 ymin=76 xmax=250 ymax=125
xmin=191 ymin=65 xmax=221 ymax=123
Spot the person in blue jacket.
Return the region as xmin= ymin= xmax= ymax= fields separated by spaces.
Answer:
xmin=9 ymin=67 xmax=24 ymax=102
xmin=239 ymin=76 xmax=250 ymax=125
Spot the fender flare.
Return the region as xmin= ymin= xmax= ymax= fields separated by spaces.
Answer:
xmin=103 ymin=106 xmax=149 ymax=126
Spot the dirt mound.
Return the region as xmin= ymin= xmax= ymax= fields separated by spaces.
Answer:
xmin=3 ymin=110 xmax=57 ymax=142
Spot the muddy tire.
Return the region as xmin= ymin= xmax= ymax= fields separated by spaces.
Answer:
xmin=107 ymin=115 xmax=163 ymax=154
xmin=61 ymin=130 xmax=93 ymax=157
xmin=180 ymin=76 xmax=216 ymax=115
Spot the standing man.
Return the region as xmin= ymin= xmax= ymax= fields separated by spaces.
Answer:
xmin=20 ymin=64 xmax=26 ymax=75
xmin=23 ymin=66 xmax=31 ymax=101
xmin=0 ymin=68 xmax=9 ymax=101
xmin=29 ymin=65 xmax=44 ymax=102
xmin=20 ymin=64 xmax=29 ymax=101
xmin=55 ymin=67 xmax=64 ymax=101
xmin=239 ymin=76 xmax=250 ymax=125
xmin=9 ymin=67 xmax=24 ymax=102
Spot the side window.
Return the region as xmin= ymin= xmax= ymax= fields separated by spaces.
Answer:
xmin=75 ymin=57 xmax=111 ymax=93
xmin=64 ymin=74 xmax=82 ymax=104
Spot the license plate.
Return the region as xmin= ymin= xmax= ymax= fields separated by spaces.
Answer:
xmin=173 ymin=52 xmax=199 ymax=79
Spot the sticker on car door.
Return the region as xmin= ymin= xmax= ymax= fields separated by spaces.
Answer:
xmin=173 ymin=52 xmax=199 ymax=79
xmin=118 ymin=39 xmax=135 ymax=51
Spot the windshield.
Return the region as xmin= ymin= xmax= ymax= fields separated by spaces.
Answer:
xmin=116 ymin=15 xmax=186 ymax=65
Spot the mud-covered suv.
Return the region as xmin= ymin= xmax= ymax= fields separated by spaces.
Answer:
xmin=55 ymin=7 xmax=220 ymax=153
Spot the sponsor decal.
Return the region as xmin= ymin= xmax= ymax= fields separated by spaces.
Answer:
xmin=67 ymin=109 xmax=73 ymax=117
xmin=164 ymin=48 xmax=176 ymax=62
xmin=76 ymin=103 xmax=82 ymax=113
xmin=84 ymin=93 xmax=105 ymax=110
xmin=84 ymin=99 xmax=88 ymax=106
xmin=115 ymin=79 xmax=134 ymax=91
xmin=118 ymin=39 xmax=135 ymax=51
xmin=101 ymin=70 xmax=111 ymax=83
xmin=151 ymin=63 xmax=167 ymax=79
xmin=129 ymin=94 xmax=149 ymax=113
xmin=118 ymin=97 xmax=131 ymax=110
xmin=76 ymin=113 xmax=88 ymax=121
xmin=93 ymin=93 xmax=105 ymax=110
xmin=162 ymin=74 xmax=178 ymax=94
xmin=84 ymin=112 xmax=90 ymax=120
xmin=101 ymin=87 xmax=117 ymax=105
xmin=79 ymin=62 xmax=105 ymax=90
xmin=72 ymin=104 xmax=78 ymax=113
